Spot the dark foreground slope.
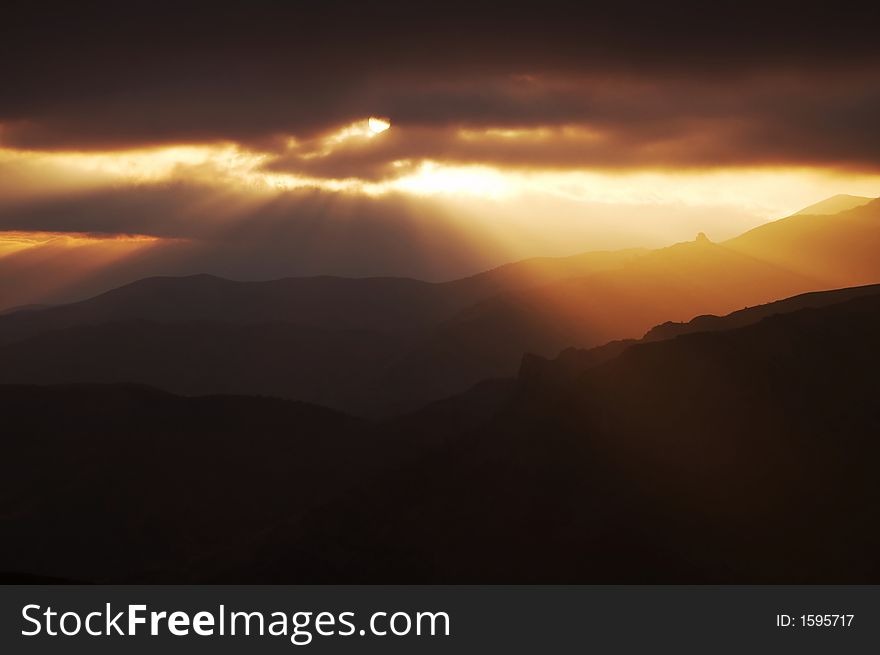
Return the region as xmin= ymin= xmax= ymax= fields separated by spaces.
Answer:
xmin=3 ymin=287 xmax=880 ymax=583
xmin=0 ymin=379 xmax=516 ymax=583
xmin=247 ymin=290 xmax=880 ymax=583
xmin=0 ymin=385 xmax=368 ymax=582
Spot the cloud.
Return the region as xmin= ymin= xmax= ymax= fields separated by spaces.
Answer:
xmin=3 ymin=158 xmax=880 ymax=311
xmin=0 ymin=182 xmax=506 ymax=290
xmin=2 ymin=0 xmax=879 ymax=175
xmin=258 ymin=74 xmax=880 ymax=180
xmin=0 ymin=169 xmax=783 ymax=309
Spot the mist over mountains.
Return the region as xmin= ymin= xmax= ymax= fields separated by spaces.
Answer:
xmin=0 ymin=197 xmax=878 ymax=414
xmin=2 ymin=195 xmax=880 ymax=583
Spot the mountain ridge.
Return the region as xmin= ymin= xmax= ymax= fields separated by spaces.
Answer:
xmin=1 ymin=195 xmax=878 ymax=414
xmin=3 ymin=282 xmax=880 ymax=582
xmin=793 ymin=193 xmax=874 ymax=216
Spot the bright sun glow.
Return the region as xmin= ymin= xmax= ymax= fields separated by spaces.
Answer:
xmin=385 ymin=161 xmax=512 ymax=198
xmin=368 ymin=117 xmax=391 ymax=134
xmin=3 ymin=139 xmax=880 ymax=220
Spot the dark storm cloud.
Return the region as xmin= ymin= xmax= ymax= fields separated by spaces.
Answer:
xmin=262 ymin=75 xmax=880 ymax=178
xmin=0 ymin=183 xmax=243 ymax=239
xmin=2 ymin=0 xmax=880 ymax=170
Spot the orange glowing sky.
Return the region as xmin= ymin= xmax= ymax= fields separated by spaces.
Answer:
xmin=2 ymin=1 xmax=880 ymax=309
xmin=3 ymin=125 xmax=879 ymax=229
xmin=2 ymin=116 xmax=879 ymax=311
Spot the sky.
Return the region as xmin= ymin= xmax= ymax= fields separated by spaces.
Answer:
xmin=1 ymin=0 xmax=879 ymax=308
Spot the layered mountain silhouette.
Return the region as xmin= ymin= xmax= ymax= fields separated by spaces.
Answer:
xmin=2 ymin=193 xmax=880 ymax=583
xmin=0 ymin=250 xmax=639 ymax=414
xmin=0 ymin=249 xmax=644 ymax=344
xmin=3 ymin=282 xmax=880 ymax=583
xmin=2 ymin=197 xmax=878 ymax=414
xmin=240 ymin=288 xmax=880 ymax=583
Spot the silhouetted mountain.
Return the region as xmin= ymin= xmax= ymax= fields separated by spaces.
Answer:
xmin=0 ymin=303 xmax=52 ymax=316
xmin=0 ymin=245 xmax=750 ymax=414
xmin=792 ymin=193 xmax=873 ymax=215
xmin=518 ymin=339 xmax=637 ymax=390
xmin=0 ymin=274 xmax=460 ymax=345
xmin=0 ymin=383 xmax=368 ymax=582
xmin=0 ymin=320 xmax=400 ymax=413
xmin=383 ymin=197 xmax=880 ymax=401
xmin=4 ymin=286 xmax=880 ymax=583
xmin=643 ymin=282 xmax=880 ymax=342
xmin=0 ymin=374 xmax=516 ymax=583
xmin=726 ymin=197 xmax=880 ymax=286
xmin=522 ymin=282 xmax=880 ymax=387
xmin=1 ymin=197 xmax=878 ymax=415
xmin=0 ymin=250 xmax=642 ymax=343
xmin=378 ymin=235 xmax=819 ymax=404
xmin=245 ymin=288 xmax=880 ymax=583
xmin=0 ymin=251 xmax=643 ymax=414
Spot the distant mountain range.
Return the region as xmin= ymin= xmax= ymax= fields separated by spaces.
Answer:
xmin=2 ymin=281 xmax=880 ymax=582
xmin=792 ymin=193 xmax=873 ymax=215
xmin=2 ymin=194 xmax=880 ymax=585
xmin=0 ymin=196 xmax=877 ymax=415
xmin=725 ymin=195 xmax=880 ymax=286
